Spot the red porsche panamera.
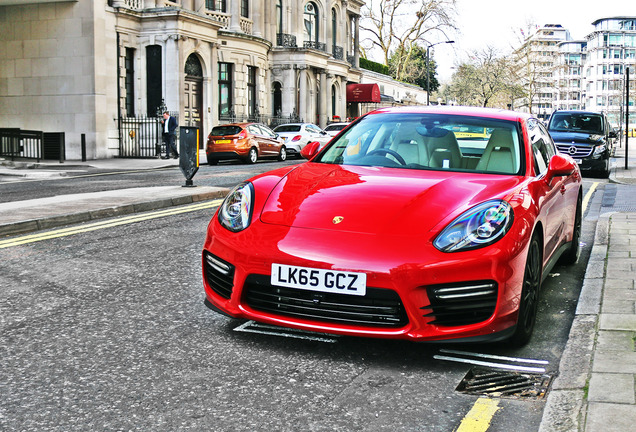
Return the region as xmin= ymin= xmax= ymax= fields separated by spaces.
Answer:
xmin=202 ymin=106 xmax=582 ymax=346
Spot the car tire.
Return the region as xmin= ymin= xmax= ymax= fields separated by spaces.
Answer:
xmin=509 ymin=233 xmax=542 ymax=347
xmin=208 ymin=159 xmax=218 ymax=166
xmin=278 ymin=146 xmax=287 ymax=161
xmin=559 ymin=195 xmax=582 ymax=265
xmin=246 ymin=147 xmax=258 ymax=164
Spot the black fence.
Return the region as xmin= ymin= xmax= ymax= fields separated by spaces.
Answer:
xmin=0 ymin=128 xmax=66 ymax=162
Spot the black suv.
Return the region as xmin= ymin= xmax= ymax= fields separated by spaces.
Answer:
xmin=547 ymin=110 xmax=616 ymax=177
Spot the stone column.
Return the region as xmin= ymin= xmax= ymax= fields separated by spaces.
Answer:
xmin=298 ymin=67 xmax=308 ymax=122
xmin=193 ymin=0 xmax=205 ymax=13
xmin=164 ymin=34 xmax=181 ymax=114
xmin=354 ymin=15 xmax=359 ymax=68
xmin=230 ymin=0 xmax=242 ymax=32
xmin=319 ymin=70 xmax=328 ymax=128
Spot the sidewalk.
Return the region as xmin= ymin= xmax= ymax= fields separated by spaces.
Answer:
xmin=0 ymin=155 xmax=229 ymax=237
xmin=540 ymin=143 xmax=636 ymax=432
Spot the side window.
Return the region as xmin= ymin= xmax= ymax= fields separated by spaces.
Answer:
xmin=528 ymin=120 xmax=553 ymax=174
xmin=247 ymin=125 xmax=261 ymax=136
xmin=258 ymin=125 xmax=276 ymax=138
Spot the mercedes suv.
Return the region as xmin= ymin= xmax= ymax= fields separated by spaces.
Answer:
xmin=547 ymin=110 xmax=616 ymax=177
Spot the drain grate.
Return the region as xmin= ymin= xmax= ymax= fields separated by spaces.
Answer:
xmin=456 ymin=367 xmax=554 ymax=400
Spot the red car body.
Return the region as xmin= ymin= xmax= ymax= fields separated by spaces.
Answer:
xmin=202 ymin=106 xmax=582 ymax=345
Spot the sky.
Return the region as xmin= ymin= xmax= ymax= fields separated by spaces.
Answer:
xmin=431 ymin=0 xmax=632 ymax=82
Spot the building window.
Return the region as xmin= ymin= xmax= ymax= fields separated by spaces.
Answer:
xmin=241 ymin=0 xmax=249 ymax=18
xmin=218 ymin=63 xmax=233 ymax=118
xmin=125 ymin=48 xmax=135 ymax=117
xmin=304 ymin=2 xmax=319 ymax=43
xmin=276 ymin=0 xmax=282 ymax=34
xmin=247 ymin=66 xmax=257 ymax=118
xmin=332 ymin=8 xmax=337 ymax=53
xmin=206 ymin=0 xmax=226 ymax=12
xmin=146 ymin=45 xmax=162 ymax=117
xmin=331 ymin=84 xmax=337 ymax=118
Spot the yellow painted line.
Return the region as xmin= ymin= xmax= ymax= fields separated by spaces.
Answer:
xmin=582 ymin=182 xmax=598 ymax=213
xmin=455 ymin=398 xmax=501 ymax=432
xmin=0 ymin=199 xmax=222 ymax=249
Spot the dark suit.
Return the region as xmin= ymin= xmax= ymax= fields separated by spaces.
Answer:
xmin=162 ymin=115 xmax=178 ymax=157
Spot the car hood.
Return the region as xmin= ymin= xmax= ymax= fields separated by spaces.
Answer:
xmin=259 ymin=163 xmax=523 ymax=236
xmin=549 ymin=130 xmax=606 ymax=145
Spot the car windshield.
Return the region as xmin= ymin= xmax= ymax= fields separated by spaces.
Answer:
xmin=211 ymin=125 xmax=242 ymax=136
xmin=317 ymin=113 xmax=522 ymax=174
xmin=549 ymin=113 xmax=604 ymax=134
xmin=274 ymin=125 xmax=301 ymax=132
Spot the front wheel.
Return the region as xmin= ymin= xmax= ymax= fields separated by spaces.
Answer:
xmin=509 ymin=234 xmax=542 ymax=347
xmin=278 ymin=146 xmax=287 ymax=161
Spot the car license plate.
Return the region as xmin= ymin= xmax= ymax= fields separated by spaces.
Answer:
xmin=271 ymin=264 xmax=366 ymax=296
xmin=215 ymin=139 xmax=231 ymax=144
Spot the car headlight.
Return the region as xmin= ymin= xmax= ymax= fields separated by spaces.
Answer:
xmin=593 ymin=144 xmax=607 ymax=156
xmin=218 ymin=182 xmax=254 ymax=232
xmin=434 ymin=200 xmax=514 ymax=252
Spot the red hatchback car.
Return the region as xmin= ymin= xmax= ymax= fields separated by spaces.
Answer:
xmin=202 ymin=106 xmax=582 ymax=346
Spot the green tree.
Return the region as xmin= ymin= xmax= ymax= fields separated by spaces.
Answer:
xmin=388 ymin=45 xmax=440 ymax=91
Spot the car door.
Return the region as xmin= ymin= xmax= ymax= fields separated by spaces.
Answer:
xmin=256 ymin=124 xmax=281 ymax=155
xmin=307 ymin=124 xmax=329 ymax=145
xmin=530 ymin=120 xmax=569 ymax=264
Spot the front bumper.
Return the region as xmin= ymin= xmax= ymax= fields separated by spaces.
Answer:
xmin=202 ymin=219 xmax=529 ymax=342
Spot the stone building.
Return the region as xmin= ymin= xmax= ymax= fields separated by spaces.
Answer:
xmin=0 ymin=0 xmax=366 ymax=159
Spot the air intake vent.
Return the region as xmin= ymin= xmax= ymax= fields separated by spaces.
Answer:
xmin=243 ymin=274 xmax=408 ymax=327
xmin=203 ymin=252 xmax=234 ymax=299
xmin=421 ymin=281 xmax=497 ymax=326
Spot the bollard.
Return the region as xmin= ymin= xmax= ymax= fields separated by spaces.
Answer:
xmin=81 ymin=134 xmax=87 ymax=162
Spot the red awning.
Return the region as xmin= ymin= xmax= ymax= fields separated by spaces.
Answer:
xmin=346 ymin=83 xmax=381 ymax=103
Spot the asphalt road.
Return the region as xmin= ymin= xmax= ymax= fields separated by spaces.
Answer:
xmin=0 ymin=164 xmax=606 ymax=431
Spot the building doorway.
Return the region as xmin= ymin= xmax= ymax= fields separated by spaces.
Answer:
xmin=184 ymin=54 xmax=204 ymax=149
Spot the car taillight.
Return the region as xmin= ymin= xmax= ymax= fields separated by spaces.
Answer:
xmin=238 ymin=130 xmax=248 ymax=139
xmin=291 ymin=135 xmax=302 ymax=142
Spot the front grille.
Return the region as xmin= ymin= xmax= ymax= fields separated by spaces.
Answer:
xmin=243 ymin=275 xmax=408 ymax=327
xmin=203 ymin=252 xmax=235 ymax=299
xmin=421 ymin=281 xmax=498 ymax=326
xmin=556 ymin=143 xmax=593 ymax=158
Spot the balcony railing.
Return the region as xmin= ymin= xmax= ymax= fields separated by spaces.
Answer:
xmin=303 ymin=41 xmax=327 ymax=52
xmin=333 ymin=45 xmax=344 ymax=60
xmin=276 ymin=33 xmax=297 ymax=48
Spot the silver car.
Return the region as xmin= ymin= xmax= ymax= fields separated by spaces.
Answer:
xmin=273 ymin=123 xmax=331 ymax=157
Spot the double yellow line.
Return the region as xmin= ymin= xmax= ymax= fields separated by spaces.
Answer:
xmin=0 ymin=199 xmax=222 ymax=250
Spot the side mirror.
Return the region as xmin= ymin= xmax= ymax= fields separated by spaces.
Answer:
xmin=609 ymin=130 xmax=617 ymax=139
xmin=546 ymin=153 xmax=576 ymax=184
xmin=301 ymin=141 xmax=321 ymax=160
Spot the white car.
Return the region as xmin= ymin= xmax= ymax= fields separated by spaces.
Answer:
xmin=323 ymin=122 xmax=350 ymax=137
xmin=273 ymin=123 xmax=331 ymax=157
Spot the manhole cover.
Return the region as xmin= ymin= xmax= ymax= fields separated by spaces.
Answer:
xmin=456 ymin=367 xmax=554 ymax=399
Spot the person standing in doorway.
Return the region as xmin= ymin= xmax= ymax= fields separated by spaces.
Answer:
xmin=161 ymin=111 xmax=179 ymax=159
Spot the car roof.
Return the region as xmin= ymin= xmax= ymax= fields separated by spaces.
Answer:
xmin=367 ymin=105 xmax=531 ymax=123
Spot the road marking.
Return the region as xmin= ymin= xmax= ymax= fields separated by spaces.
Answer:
xmin=0 ymin=199 xmax=222 ymax=249
xmin=455 ymin=398 xmax=501 ymax=432
xmin=434 ymin=355 xmax=547 ymax=374
xmin=233 ymin=321 xmax=339 ymax=343
xmin=582 ymin=182 xmax=598 ymax=213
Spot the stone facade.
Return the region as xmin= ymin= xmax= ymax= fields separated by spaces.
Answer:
xmin=0 ymin=0 xmax=368 ymax=159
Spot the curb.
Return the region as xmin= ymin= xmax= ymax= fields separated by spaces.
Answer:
xmin=538 ymin=209 xmax=611 ymax=431
xmin=0 ymin=189 xmax=229 ymax=238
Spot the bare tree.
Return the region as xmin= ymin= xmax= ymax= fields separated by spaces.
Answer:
xmin=447 ymin=46 xmax=520 ymax=108
xmin=360 ymin=0 xmax=457 ymax=81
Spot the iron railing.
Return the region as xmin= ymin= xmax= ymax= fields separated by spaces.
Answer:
xmin=118 ymin=114 xmax=178 ymax=158
xmin=303 ymin=41 xmax=326 ymax=52
xmin=333 ymin=45 xmax=344 ymax=60
xmin=276 ymin=33 xmax=297 ymax=48
xmin=0 ymin=128 xmax=43 ymax=162
xmin=218 ymin=112 xmax=302 ymax=129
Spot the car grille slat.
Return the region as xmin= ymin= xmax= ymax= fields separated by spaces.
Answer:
xmin=421 ymin=281 xmax=498 ymax=326
xmin=556 ymin=143 xmax=593 ymax=158
xmin=203 ymin=252 xmax=234 ymax=299
xmin=243 ymin=275 xmax=408 ymax=327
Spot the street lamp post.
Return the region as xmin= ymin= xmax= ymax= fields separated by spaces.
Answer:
xmin=426 ymin=40 xmax=455 ymax=105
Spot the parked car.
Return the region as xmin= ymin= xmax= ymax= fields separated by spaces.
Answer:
xmin=547 ymin=110 xmax=616 ymax=178
xmin=323 ymin=122 xmax=350 ymax=137
xmin=203 ymin=106 xmax=582 ymax=346
xmin=272 ymin=123 xmax=331 ymax=157
xmin=206 ymin=122 xmax=287 ymax=165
